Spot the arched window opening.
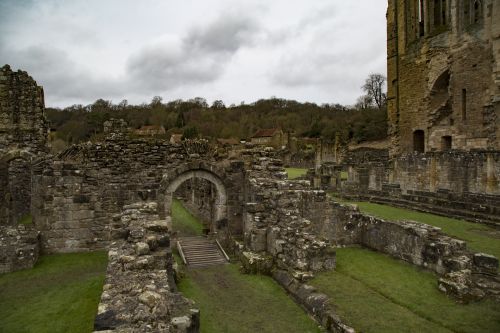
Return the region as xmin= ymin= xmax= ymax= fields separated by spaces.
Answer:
xmin=473 ymin=0 xmax=482 ymax=23
xmin=419 ymin=0 xmax=425 ymax=36
xmin=413 ymin=130 xmax=425 ymax=153
xmin=432 ymin=0 xmax=448 ymax=30
xmin=464 ymin=0 xmax=471 ymax=25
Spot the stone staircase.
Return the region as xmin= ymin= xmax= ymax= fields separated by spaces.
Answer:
xmin=177 ymin=236 xmax=229 ymax=268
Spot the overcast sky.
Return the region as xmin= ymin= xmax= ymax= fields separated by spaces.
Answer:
xmin=0 ymin=0 xmax=387 ymax=107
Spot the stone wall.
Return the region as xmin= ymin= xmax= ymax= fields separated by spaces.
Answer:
xmin=32 ymin=136 xmax=246 ymax=253
xmin=315 ymin=201 xmax=500 ymax=301
xmin=0 ymin=65 xmax=48 ymax=226
xmin=242 ymin=156 xmax=336 ymax=278
xmin=93 ymin=202 xmax=199 ymax=332
xmin=314 ymin=149 xmax=500 ymax=225
xmin=0 ymin=224 xmax=40 ymax=274
xmin=387 ymin=0 xmax=500 ymax=156
xmin=0 ymin=64 xmax=48 ymax=153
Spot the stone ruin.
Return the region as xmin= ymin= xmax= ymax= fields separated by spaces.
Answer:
xmin=2 ymin=9 xmax=500 ymax=325
xmin=0 ymin=64 xmax=47 ymax=273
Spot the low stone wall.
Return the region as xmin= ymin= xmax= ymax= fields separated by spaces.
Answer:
xmin=0 ymin=224 xmax=40 ymax=274
xmin=273 ymin=270 xmax=355 ymax=333
xmin=243 ymin=156 xmax=336 ymax=277
xmin=32 ymin=137 xmax=246 ymax=253
xmin=313 ymin=149 xmax=500 ymax=225
xmin=93 ymin=202 xmax=199 ymax=332
xmin=319 ymin=202 xmax=500 ymax=301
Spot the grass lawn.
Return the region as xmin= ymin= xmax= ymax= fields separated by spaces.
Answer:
xmin=286 ymin=168 xmax=308 ymax=179
xmin=172 ymin=198 xmax=321 ymax=333
xmin=311 ymin=247 xmax=500 ymax=333
xmin=178 ymin=264 xmax=322 ymax=333
xmin=339 ymin=200 xmax=500 ymax=260
xmin=0 ymin=251 xmax=108 ymax=333
xmin=172 ymin=198 xmax=204 ymax=236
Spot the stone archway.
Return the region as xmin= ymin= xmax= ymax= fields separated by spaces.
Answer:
xmin=159 ymin=165 xmax=228 ymax=233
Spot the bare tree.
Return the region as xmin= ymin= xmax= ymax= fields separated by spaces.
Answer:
xmin=362 ymin=73 xmax=386 ymax=109
xmin=355 ymin=95 xmax=373 ymax=110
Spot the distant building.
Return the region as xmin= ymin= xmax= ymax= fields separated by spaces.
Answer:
xmin=134 ymin=125 xmax=166 ymax=136
xmin=250 ymin=128 xmax=287 ymax=148
xmin=169 ymin=133 xmax=183 ymax=144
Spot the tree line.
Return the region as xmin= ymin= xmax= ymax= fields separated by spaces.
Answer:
xmin=46 ymin=74 xmax=388 ymax=148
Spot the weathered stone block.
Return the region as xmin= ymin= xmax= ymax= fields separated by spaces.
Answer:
xmin=473 ymin=253 xmax=499 ymax=275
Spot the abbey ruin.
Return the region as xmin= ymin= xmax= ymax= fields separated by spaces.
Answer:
xmin=1 ymin=1 xmax=500 ymax=332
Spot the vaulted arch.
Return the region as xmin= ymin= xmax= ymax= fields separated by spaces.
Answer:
xmin=159 ymin=163 xmax=228 ymax=233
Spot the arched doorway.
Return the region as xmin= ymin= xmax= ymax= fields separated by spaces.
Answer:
xmin=160 ymin=168 xmax=228 ymax=234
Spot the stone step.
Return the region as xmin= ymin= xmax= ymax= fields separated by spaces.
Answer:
xmin=178 ymin=236 xmax=228 ymax=268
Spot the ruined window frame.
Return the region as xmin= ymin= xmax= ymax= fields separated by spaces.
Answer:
xmin=429 ymin=0 xmax=450 ymax=35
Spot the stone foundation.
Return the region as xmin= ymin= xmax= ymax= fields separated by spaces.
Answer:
xmin=93 ymin=202 xmax=199 ymax=332
xmin=321 ymin=201 xmax=500 ymax=302
xmin=0 ymin=224 xmax=40 ymax=274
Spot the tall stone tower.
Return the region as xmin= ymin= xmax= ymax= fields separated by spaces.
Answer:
xmin=0 ymin=65 xmax=48 ymax=225
xmin=0 ymin=64 xmax=48 ymax=153
xmin=387 ymin=0 xmax=500 ymax=156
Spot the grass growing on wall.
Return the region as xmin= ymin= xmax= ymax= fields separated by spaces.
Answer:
xmin=171 ymin=198 xmax=204 ymax=236
xmin=0 ymin=251 xmax=108 ymax=333
xmin=286 ymin=168 xmax=308 ymax=179
xmin=339 ymin=201 xmax=500 ymax=260
xmin=177 ymin=264 xmax=322 ymax=333
xmin=311 ymin=247 xmax=500 ymax=333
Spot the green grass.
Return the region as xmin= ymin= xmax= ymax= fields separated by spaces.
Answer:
xmin=172 ymin=200 xmax=321 ymax=333
xmin=18 ymin=214 xmax=32 ymax=225
xmin=0 ymin=251 xmax=108 ymax=333
xmin=311 ymin=247 xmax=500 ymax=333
xmin=178 ymin=264 xmax=322 ymax=333
xmin=286 ymin=168 xmax=308 ymax=180
xmin=340 ymin=201 xmax=500 ymax=260
xmin=172 ymin=198 xmax=204 ymax=236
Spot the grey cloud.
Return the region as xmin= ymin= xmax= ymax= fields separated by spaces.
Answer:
xmin=0 ymin=45 xmax=124 ymax=103
xmin=185 ymin=15 xmax=259 ymax=53
xmin=127 ymin=13 xmax=260 ymax=92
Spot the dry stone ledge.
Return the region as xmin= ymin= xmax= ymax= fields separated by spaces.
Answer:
xmin=93 ymin=202 xmax=199 ymax=332
xmin=272 ymin=270 xmax=355 ymax=333
xmin=0 ymin=224 xmax=40 ymax=274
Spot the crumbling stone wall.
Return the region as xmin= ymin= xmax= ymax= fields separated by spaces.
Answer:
xmin=32 ymin=135 xmax=246 ymax=253
xmin=314 ymin=201 xmax=500 ymax=302
xmin=315 ymin=148 xmax=500 ymax=225
xmin=0 ymin=65 xmax=48 ymax=226
xmin=387 ymin=0 xmax=500 ymax=155
xmin=0 ymin=225 xmax=40 ymax=274
xmin=240 ymin=155 xmax=336 ymax=279
xmin=0 ymin=65 xmax=47 ymax=153
xmin=93 ymin=202 xmax=199 ymax=332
